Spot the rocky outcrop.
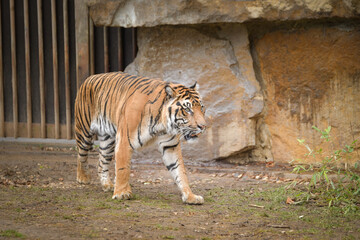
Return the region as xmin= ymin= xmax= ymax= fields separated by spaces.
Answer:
xmin=85 ymin=0 xmax=360 ymax=164
xmin=126 ymin=25 xmax=264 ymax=162
xmin=253 ymin=24 xmax=360 ymax=163
xmin=89 ymin=0 xmax=360 ymax=27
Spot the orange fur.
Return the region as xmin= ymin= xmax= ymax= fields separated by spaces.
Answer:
xmin=75 ymin=72 xmax=206 ymax=204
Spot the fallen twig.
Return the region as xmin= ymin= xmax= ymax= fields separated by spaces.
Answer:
xmin=267 ymin=224 xmax=290 ymax=229
xmin=248 ymin=204 xmax=264 ymax=208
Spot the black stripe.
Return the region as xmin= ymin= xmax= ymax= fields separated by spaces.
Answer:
xmin=76 ymin=114 xmax=92 ymax=139
xmin=76 ymin=133 xmax=92 ymax=146
xmin=127 ymin=127 xmax=135 ymax=150
xmin=149 ymin=115 xmax=154 ymax=135
xmin=166 ymin=162 xmax=179 ymax=172
xmin=145 ymin=82 xmax=163 ymax=95
xmin=102 ymin=156 xmax=113 ymax=162
xmin=128 ymin=76 xmax=143 ymax=88
xmin=77 ymin=144 xmax=91 ymax=151
xmin=99 ymin=140 xmax=115 ymax=151
xmin=140 ymin=83 xmax=151 ymax=93
xmin=162 ymin=142 xmax=179 ymax=154
xmin=94 ymin=76 xmax=106 ymax=93
xmin=151 ymin=95 xmax=167 ymax=133
xmin=84 ymin=105 xmax=91 ymax=127
xmin=103 ymin=100 xmax=108 ymax=118
xmin=138 ymin=112 xmax=143 ymax=147
xmin=89 ymin=88 xmax=93 ymax=104
xmin=159 ymin=135 xmax=176 ymax=145
xmin=168 ymin=106 xmax=172 ymax=119
xmin=100 ymin=159 xmax=108 ymax=165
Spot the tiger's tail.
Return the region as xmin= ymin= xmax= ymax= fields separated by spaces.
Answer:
xmin=75 ymin=79 xmax=94 ymax=184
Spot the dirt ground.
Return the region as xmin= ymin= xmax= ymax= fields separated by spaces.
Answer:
xmin=1 ymin=142 xmax=359 ymax=240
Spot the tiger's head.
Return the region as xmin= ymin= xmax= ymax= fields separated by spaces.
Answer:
xmin=164 ymin=82 xmax=206 ymax=141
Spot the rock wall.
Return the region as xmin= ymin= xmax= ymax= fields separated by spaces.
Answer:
xmin=252 ymin=23 xmax=360 ymax=163
xmin=87 ymin=0 xmax=360 ymax=164
xmin=129 ymin=21 xmax=360 ymax=164
xmin=126 ymin=25 xmax=265 ymax=163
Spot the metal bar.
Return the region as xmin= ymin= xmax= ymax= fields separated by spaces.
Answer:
xmin=89 ymin=14 xmax=94 ymax=75
xmin=37 ymin=0 xmax=46 ymax=138
xmin=132 ymin=28 xmax=137 ymax=59
xmin=64 ymin=0 xmax=71 ymax=139
xmin=51 ymin=0 xmax=59 ymax=139
xmin=118 ymin=28 xmax=123 ymax=71
xmin=10 ymin=0 xmax=18 ymax=138
xmin=0 ymin=0 xmax=4 ymax=137
xmin=24 ymin=0 xmax=32 ymax=138
xmin=104 ymin=27 xmax=108 ymax=72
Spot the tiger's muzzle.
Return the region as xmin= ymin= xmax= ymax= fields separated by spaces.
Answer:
xmin=183 ymin=124 xmax=206 ymax=141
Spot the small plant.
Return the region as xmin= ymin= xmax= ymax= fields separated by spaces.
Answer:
xmin=291 ymin=126 xmax=360 ymax=214
xmin=0 ymin=229 xmax=25 ymax=238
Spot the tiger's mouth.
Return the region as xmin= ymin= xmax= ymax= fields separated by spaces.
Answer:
xmin=184 ymin=132 xmax=201 ymax=141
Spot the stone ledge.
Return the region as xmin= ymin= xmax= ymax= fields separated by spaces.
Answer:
xmin=89 ymin=0 xmax=360 ymax=27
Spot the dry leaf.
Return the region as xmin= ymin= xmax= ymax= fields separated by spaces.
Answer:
xmin=286 ymin=197 xmax=294 ymax=204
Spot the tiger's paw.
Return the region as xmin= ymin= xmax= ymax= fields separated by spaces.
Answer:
xmin=112 ymin=185 xmax=132 ymax=200
xmin=182 ymin=193 xmax=204 ymax=205
xmin=112 ymin=191 xmax=132 ymax=200
xmin=101 ymin=181 xmax=114 ymax=192
xmin=77 ymin=172 xmax=91 ymax=184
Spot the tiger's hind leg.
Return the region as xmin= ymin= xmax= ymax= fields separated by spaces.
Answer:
xmin=76 ymin=133 xmax=93 ymax=184
xmin=98 ymin=135 xmax=115 ymax=192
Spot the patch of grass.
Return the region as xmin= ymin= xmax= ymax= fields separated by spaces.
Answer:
xmin=140 ymin=196 xmax=171 ymax=209
xmin=93 ymin=199 xmax=122 ymax=210
xmin=260 ymin=212 xmax=269 ymax=218
xmin=75 ymin=205 xmax=87 ymax=211
xmin=81 ymin=230 xmax=99 ymax=238
xmin=291 ymin=126 xmax=360 ymax=214
xmin=15 ymin=208 xmax=22 ymax=213
xmin=344 ymin=235 xmax=357 ymax=240
xmin=95 ymin=201 xmax=112 ymax=209
xmin=184 ymin=235 xmax=196 ymax=239
xmin=154 ymin=224 xmax=179 ymax=231
xmin=162 ymin=236 xmax=175 ymax=239
xmin=203 ymin=196 xmax=215 ymax=203
xmin=62 ymin=215 xmax=75 ymax=221
xmin=124 ymin=212 xmax=140 ymax=218
xmin=0 ymin=229 xmax=25 ymax=238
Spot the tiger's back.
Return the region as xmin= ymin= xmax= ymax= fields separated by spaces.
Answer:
xmin=75 ymin=72 xmax=168 ymax=141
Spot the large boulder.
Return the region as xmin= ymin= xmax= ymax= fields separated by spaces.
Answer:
xmin=253 ymin=24 xmax=360 ymax=163
xmin=126 ymin=25 xmax=264 ymax=162
xmin=89 ymin=0 xmax=360 ymax=27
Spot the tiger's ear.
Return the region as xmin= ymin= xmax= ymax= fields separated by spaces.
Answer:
xmin=165 ymin=85 xmax=176 ymax=98
xmin=189 ymin=81 xmax=199 ymax=91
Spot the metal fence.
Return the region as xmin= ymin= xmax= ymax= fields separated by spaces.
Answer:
xmin=0 ymin=0 xmax=136 ymax=139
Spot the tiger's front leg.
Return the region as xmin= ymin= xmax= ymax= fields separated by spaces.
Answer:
xmin=112 ymin=135 xmax=133 ymax=200
xmin=159 ymin=135 xmax=204 ymax=205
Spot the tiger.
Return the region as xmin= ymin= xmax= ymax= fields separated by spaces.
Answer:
xmin=75 ymin=71 xmax=206 ymax=204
